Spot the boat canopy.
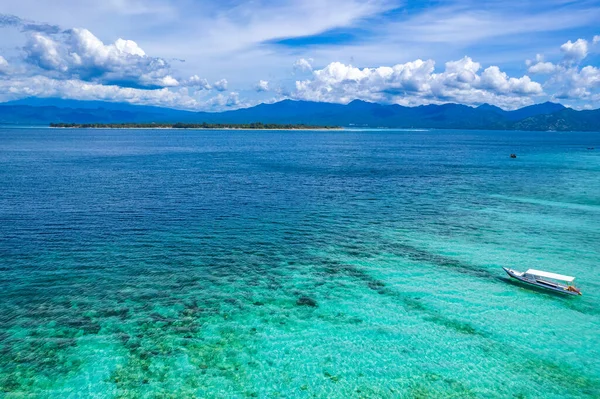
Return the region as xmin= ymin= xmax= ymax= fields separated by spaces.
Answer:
xmin=526 ymin=269 xmax=575 ymax=282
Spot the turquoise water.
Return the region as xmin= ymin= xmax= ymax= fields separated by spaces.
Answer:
xmin=0 ymin=127 xmax=599 ymax=398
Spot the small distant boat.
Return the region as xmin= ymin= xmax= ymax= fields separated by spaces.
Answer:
xmin=502 ymin=267 xmax=581 ymax=296
xmin=510 ymin=154 xmax=517 ymax=158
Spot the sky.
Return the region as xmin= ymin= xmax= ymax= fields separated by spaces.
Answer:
xmin=0 ymin=0 xmax=599 ymax=111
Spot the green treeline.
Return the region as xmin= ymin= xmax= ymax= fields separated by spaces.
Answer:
xmin=49 ymin=122 xmax=339 ymax=129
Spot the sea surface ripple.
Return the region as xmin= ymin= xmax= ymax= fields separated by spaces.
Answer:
xmin=0 ymin=128 xmax=599 ymax=398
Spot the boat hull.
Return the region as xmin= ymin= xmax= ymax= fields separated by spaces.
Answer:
xmin=502 ymin=267 xmax=580 ymax=296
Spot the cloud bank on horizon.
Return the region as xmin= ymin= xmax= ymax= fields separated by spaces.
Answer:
xmin=0 ymin=0 xmax=599 ymax=111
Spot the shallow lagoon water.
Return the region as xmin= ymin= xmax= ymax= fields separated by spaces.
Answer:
xmin=0 ymin=127 xmax=599 ymax=398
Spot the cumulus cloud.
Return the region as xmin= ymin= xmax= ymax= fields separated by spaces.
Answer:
xmin=480 ymin=66 xmax=542 ymax=94
xmin=528 ymin=62 xmax=557 ymax=74
xmin=203 ymin=91 xmax=244 ymax=109
xmin=255 ymin=80 xmax=269 ymax=92
xmin=25 ymin=33 xmax=65 ymax=71
xmin=158 ymin=75 xmax=179 ymax=87
xmin=23 ymin=28 xmax=177 ymax=88
xmin=227 ymin=92 xmax=240 ymax=106
xmin=560 ymin=38 xmax=588 ymax=63
xmin=2 ymin=14 xmax=598 ymax=112
xmin=1 ymin=20 xmax=241 ymax=109
xmin=0 ymin=74 xmax=255 ymax=111
xmin=548 ymin=65 xmax=600 ymax=99
xmin=213 ymin=78 xmax=228 ymax=91
xmin=0 ymin=75 xmax=199 ymax=108
xmin=523 ymin=37 xmax=600 ymax=104
xmin=185 ymin=75 xmax=211 ymax=89
xmin=294 ymin=57 xmax=543 ymax=109
xmin=293 ymin=58 xmax=313 ymax=72
xmin=528 ymin=37 xmax=594 ymax=78
xmin=526 ymin=54 xmax=557 ymax=74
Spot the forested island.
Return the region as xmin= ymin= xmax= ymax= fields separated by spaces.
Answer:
xmin=49 ymin=122 xmax=340 ymax=129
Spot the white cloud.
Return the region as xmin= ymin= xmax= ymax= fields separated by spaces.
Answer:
xmin=213 ymin=78 xmax=228 ymax=91
xmin=202 ymin=91 xmax=245 ymax=109
xmin=205 ymin=93 xmax=227 ymax=107
xmin=480 ymin=66 xmax=542 ymax=94
xmin=528 ymin=61 xmax=557 ymax=74
xmin=294 ymin=57 xmax=543 ymax=109
xmin=0 ymin=75 xmax=198 ymax=108
xmin=255 ymin=80 xmax=269 ymax=92
xmin=299 ymin=59 xmax=437 ymax=97
xmin=437 ymin=56 xmax=480 ymax=88
xmin=549 ymin=65 xmax=600 ymax=99
xmin=25 ymin=33 xmax=66 ymax=71
xmin=593 ymin=35 xmax=600 ymax=45
xmin=0 ymin=56 xmax=9 ymax=74
xmin=0 ymin=74 xmax=256 ymax=111
xmin=2 ymin=10 xmax=598 ymax=112
xmin=66 ymin=29 xmax=147 ymax=64
xmin=226 ymin=92 xmax=240 ymax=106
xmin=523 ymin=37 xmax=600 ymax=105
xmin=525 ymin=54 xmax=544 ymax=67
xmin=23 ymin=28 xmax=176 ymax=88
xmin=293 ymin=58 xmax=313 ymax=72
xmin=112 ymin=37 xmax=146 ymax=56
xmin=3 ymin=0 xmax=600 ymax=107
xmin=185 ymin=75 xmax=211 ymax=89
xmin=580 ymin=65 xmax=600 ymax=86
xmin=159 ymin=75 xmax=179 ymax=87
xmin=560 ymin=38 xmax=588 ymax=63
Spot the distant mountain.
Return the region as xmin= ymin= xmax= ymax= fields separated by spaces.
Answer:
xmin=505 ymin=101 xmax=566 ymax=121
xmin=0 ymin=98 xmax=202 ymax=123
xmin=0 ymin=97 xmax=597 ymax=131
xmin=478 ymin=101 xmax=566 ymax=121
xmin=512 ymin=108 xmax=600 ymax=131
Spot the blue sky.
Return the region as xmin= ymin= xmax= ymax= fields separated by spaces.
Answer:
xmin=0 ymin=0 xmax=599 ymax=110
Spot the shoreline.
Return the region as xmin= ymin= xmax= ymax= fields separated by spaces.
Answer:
xmin=5 ymin=125 xmax=592 ymax=132
xmin=49 ymin=126 xmax=345 ymax=131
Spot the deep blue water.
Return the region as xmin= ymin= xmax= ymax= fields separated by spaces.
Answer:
xmin=0 ymin=128 xmax=599 ymax=398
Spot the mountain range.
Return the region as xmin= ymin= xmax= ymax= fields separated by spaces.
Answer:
xmin=0 ymin=98 xmax=599 ymax=131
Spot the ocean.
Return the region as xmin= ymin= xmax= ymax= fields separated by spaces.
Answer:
xmin=0 ymin=127 xmax=599 ymax=398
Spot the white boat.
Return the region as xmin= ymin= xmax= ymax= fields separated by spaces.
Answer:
xmin=502 ymin=267 xmax=581 ymax=296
